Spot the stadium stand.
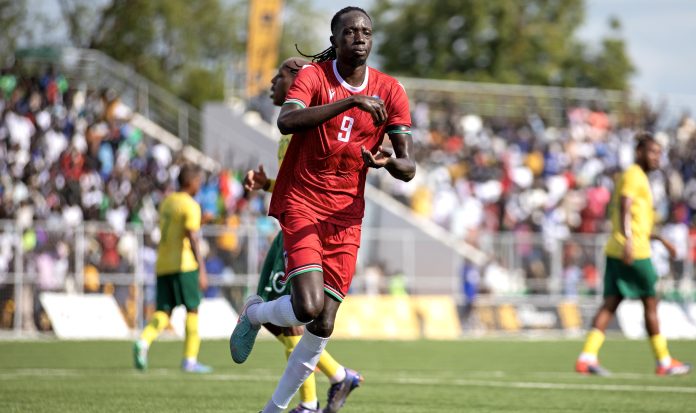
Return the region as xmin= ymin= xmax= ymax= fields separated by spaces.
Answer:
xmin=372 ymin=99 xmax=696 ymax=297
xmin=0 ymin=68 xmax=273 ymax=331
xmin=1 ymin=54 xmax=694 ymax=336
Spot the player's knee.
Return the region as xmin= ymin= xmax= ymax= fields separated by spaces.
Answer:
xmin=309 ymin=317 xmax=334 ymax=338
xmin=292 ymin=294 xmax=324 ymax=322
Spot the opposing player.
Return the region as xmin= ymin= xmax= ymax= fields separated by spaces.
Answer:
xmin=133 ymin=164 xmax=212 ymax=373
xmin=575 ymin=133 xmax=691 ymax=376
xmin=230 ymin=6 xmax=415 ymax=412
xmin=243 ymin=57 xmax=363 ymax=413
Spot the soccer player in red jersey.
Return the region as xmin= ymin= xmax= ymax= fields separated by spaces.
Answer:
xmin=230 ymin=6 xmax=415 ymax=412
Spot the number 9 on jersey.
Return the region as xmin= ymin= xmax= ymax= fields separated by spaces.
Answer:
xmin=338 ymin=115 xmax=354 ymax=142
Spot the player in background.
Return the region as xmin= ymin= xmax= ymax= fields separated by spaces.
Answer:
xmin=133 ymin=164 xmax=212 ymax=373
xmin=576 ymin=133 xmax=691 ymax=376
xmin=230 ymin=6 xmax=415 ymax=413
xmin=243 ymin=57 xmax=363 ymax=413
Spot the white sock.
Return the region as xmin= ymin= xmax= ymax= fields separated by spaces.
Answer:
xmin=263 ymin=329 xmax=329 ymax=412
xmin=329 ymin=366 xmax=346 ymax=384
xmin=659 ymin=356 xmax=672 ymax=368
xmin=301 ymin=400 xmax=318 ymax=410
xmin=247 ymin=295 xmax=303 ymax=327
xmin=579 ymin=352 xmax=597 ymax=363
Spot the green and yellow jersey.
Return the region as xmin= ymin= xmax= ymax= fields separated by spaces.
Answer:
xmin=605 ymin=164 xmax=654 ymax=260
xmin=266 ymin=134 xmax=291 ymax=192
xmin=156 ymin=192 xmax=201 ymax=275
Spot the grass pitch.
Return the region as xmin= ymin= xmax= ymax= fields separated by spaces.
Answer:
xmin=0 ymin=338 xmax=694 ymax=412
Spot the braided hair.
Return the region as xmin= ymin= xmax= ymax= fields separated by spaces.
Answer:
xmin=297 ymin=6 xmax=372 ymax=63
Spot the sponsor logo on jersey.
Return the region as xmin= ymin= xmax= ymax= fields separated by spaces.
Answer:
xmin=329 ymin=89 xmax=336 ymax=101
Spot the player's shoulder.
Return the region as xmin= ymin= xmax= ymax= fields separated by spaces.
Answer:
xmin=161 ymin=192 xmax=175 ymax=205
xmin=369 ymin=66 xmax=404 ymax=89
xmin=298 ymin=61 xmax=329 ymax=76
xmin=170 ymin=191 xmax=197 ymax=207
xmin=624 ymin=164 xmax=646 ymax=180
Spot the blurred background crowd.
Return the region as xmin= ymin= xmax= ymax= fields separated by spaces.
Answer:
xmin=0 ymin=69 xmax=273 ymax=330
xmin=372 ymin=100 xmax=696 ymax=298
xmin=2 ymin=66 xmax=696 ymax=331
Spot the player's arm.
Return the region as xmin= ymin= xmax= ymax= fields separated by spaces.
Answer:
xmin=278 ymin=95 xmax=386 ymax=135
xmin=619 ymin=196 xmax=633 ymax=264
xmin=361 ymin=127 xmax=416 ymax=182
xmin=184 ymin=204 xmax=207 ymax=291
xmin=186 ymin=229 xmax=207 ymax=291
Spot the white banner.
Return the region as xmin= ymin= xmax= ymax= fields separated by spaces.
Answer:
xmin=170 ymin=298 xmax=238 ymax=339
xmin=616 ymin=300 xmax=696 ymax=339
xmin=40 ymin=293 xmax=130 ymax=339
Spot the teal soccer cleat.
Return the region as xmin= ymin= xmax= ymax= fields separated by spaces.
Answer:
xmin=133 ymin=340 xmax=148 ymax=371
xmin=230 ymin=295 xmax=263 ymax=364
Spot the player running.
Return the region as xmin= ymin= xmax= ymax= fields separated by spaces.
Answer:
xmin=243 ymin=57 xmax=363 ymax=413
xmin=575 ymin=133 xmax=692 ymax=376
xmin=133 ymin=164 xmax=212 ymax=374
xmin=230 ymin=6 xmax=415 ymax=413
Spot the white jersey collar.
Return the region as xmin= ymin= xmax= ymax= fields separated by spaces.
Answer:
xmin=332 ymin=60 xmax=369 ymax=93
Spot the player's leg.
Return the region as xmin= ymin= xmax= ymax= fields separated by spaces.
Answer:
xmin=262 ymin=293 xmax=338 ymax=413
xmin=281 ymin=326 xmax=321 ymax=413
xmin=258 ymin=230 xmax=322 ymax=408
xmin=134 ymin=274 xmax=175 ymax=371
xmin=577 ymin=258 xmax=623 ymax=375
xmin=178 ymin=270 xmax=212 ymax=373
xmin=230 ymin=215 xmax=323 ymax=363
xmin=576 ymin=295 xmax=620 ymax=375
xmin=319 ymin=225 xmax=363 ymax=413
xmin=634 ymin=259 xmax=692 ymax=376
xmin=317 ymin=347 xmax=348 ymax=385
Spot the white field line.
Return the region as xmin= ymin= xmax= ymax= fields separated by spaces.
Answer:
xmin=185 ymin=371 xmax=696 ymax=395
xmin=1 ymin=368 xmax=693 ymax=394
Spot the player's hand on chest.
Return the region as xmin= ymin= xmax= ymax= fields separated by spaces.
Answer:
xmin=324 ymin=91 xmax=385 ymax=146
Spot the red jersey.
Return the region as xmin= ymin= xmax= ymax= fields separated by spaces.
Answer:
xmin=269 ymin=60 xmax=411 ymax=226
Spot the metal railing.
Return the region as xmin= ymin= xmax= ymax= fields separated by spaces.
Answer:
xmin=2 ymin=219 xmax=694 ymax=336
xmin=399 ymin=76 xmax=629 ymax=126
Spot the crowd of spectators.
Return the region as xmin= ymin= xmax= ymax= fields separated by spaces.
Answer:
xmin=3 ymin=66 xmax=696 ymax=330
xmin=0 ymin=68 xmax=272 ymax=330
xmin=372 ymin=99 xmax=696 ymax=297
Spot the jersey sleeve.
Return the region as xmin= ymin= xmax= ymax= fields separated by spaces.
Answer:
xmin=184 ymin=200 xmax=202 ymax=231
xmin=385 ymin=81 xmax=412 ymax=130
xmin=284 ymin=65 xmax=321 ymax=109
xmin=620 ymin=166 xmax=642 ymax=199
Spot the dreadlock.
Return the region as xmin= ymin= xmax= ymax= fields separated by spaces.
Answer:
xmin=296 ymin=6 xmax=372 ymax=63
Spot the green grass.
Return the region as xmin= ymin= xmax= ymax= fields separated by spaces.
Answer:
xmin=0 ymin=338 xmax=695 ymax=412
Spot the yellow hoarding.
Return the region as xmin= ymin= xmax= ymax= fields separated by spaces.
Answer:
xmin=246 ymin=0 xmax=284 ymax=98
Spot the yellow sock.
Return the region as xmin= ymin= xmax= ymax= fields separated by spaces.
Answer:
xmin=650 ymin=334 xmax=671 ymax=365
xmin=140 ymin=311 xmax=169 ymax=346
xmin=183 ymin=313 xmax=200 ymax=360
xmin=285 ymin=335 xmax=318 ymax=406
xmin=317 ymin=349 xmax=343 ymax=380
xmin=579 ymin=328 xmax=605 ymax=361
xmin=275 ymin=333 xmax=288 ymax=346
